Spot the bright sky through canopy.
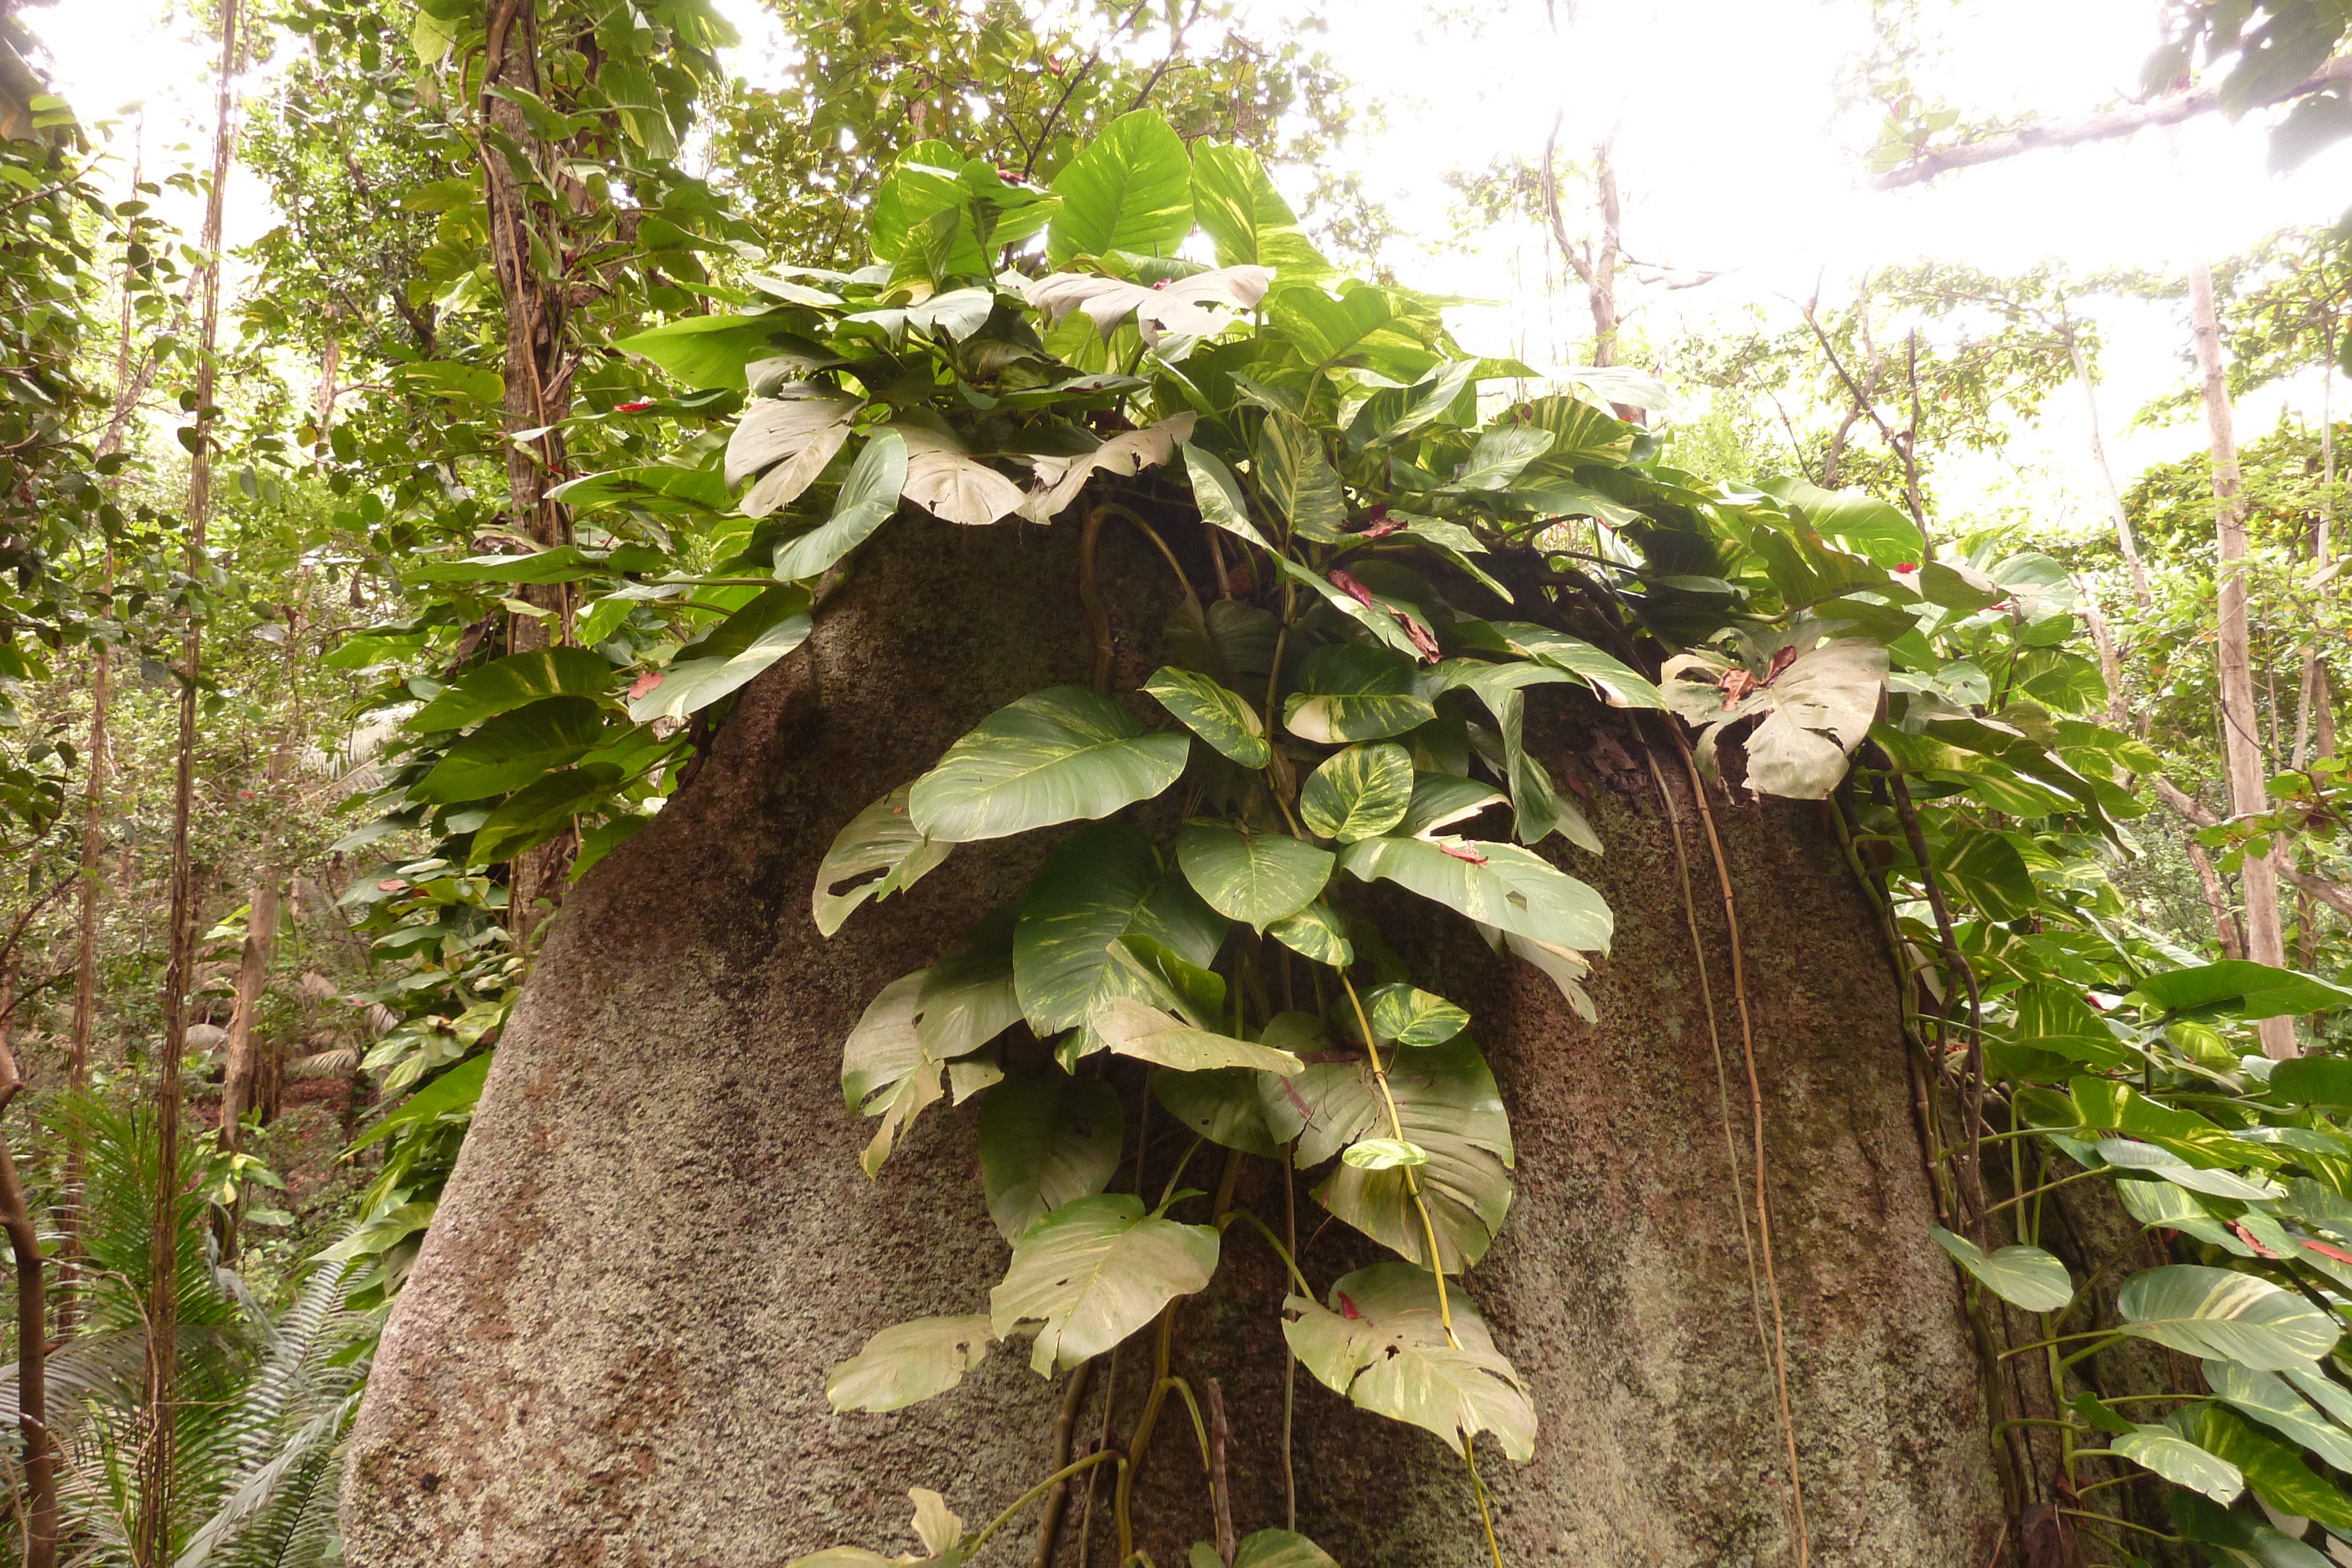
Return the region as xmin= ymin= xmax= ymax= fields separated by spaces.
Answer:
xmin=41 ymin=0 xmax=2352 ymax=536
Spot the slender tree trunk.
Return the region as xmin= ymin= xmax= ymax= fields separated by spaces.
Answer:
xmin=2188 ymin=841 xmax=2248 ymax=962
xmin=2294 ymin=348 xmax=2333 ymax=771
xmin=136 ymin=5 xmax=240 ymax=1557
xmin=218 ymin=882 xmax=278 ymax=1147
xmin=482 ymin=0 xmax=576 ymax=947
xmin=2064 ymin=317 xmax=2153 ymax=612
xmin=58 ymin=618 xmax=105 ymax=1340
xmin=2189 ymin=260 xmax=2296 ymax=1057
xmin=2074 ymin=577 xmax=2131 ymax=731
xmin=343 ymin=516 xmax=2000 ymax=1567
xmin=0 ymin=1038 xmax=54 ymax=1568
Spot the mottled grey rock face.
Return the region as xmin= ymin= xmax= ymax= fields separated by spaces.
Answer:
xmin=342 ymin=514 xmax=2001 ymax=1567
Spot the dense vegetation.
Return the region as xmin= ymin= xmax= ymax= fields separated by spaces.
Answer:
xmin=1 ymin=0 xmax=2350 ymax=1563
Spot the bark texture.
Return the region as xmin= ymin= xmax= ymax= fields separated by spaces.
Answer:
xmin=342 ymin=514 xmax=2001 ymax=1564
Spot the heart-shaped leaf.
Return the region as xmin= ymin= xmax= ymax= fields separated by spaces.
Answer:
xmin=826 ymin=1315 xmax=995 ymax=1413
xmin=1929 ymin=1223 xmax=2074 ymax=1312
xmin=1299 ymin=743 xmax=1414 ymax=842
xmin=1283 ymin=1261 xmax=1534 ymax=1459
xmin=1282 ymin=644 xmax=1434 ymax=743
xmin=980 ymin=1071 xmax=1125 ymax=1242
xmin=771 ymin=432 xmax=910 ymax=581
xmin=1145 ymin=666 xmax=1269 ymax=768
xmin=1263 ymin=1035 xmax=1514 ymax=1272
xmin=1176 ymin=821 xmax=1333 ymax=929
xmin=1047 ymin=109 xmax=1192 ymax=264
xmin=2116 ymin=1265 xmax=2339 ymax=1369
xmin=1338 ymin=834 xmax=1612 ymax=955
xmin=1012 ymin=822 xmax=1224 ymax=1034
xmin=813 ymin=782 xmax=953 ymax=937
xmin=911 ymin=686 xmax=1190 ymax=842
xmin=991 ymin=1193 xmax=1219 ymax=1374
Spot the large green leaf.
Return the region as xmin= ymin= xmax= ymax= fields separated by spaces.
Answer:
xmin=1661 ymin=638 xmax=1886 ymax=799
xmin=2173 ymin=1403 xmax=2352 ymax=1530
xmin=412 ymin=696 xmax=607 ymax=804
xmin=2130 ymin=961 xmax=2352 ymax=1022
xmin=1489 ymin=621 xmax=1665 ymax=708
xmin=1175 ymin=821 xmax=1332 ymax=929
xmin=1267 ymin=285 xmax=1403 ymax=373
xmin=914 ymin=907 xmax=1021 ymax=1059
xmin=1283 ymin=1261 xmax=1534 ymax=1459
xmin=1263 ymin=1035 xmax=1513 ymax=1271
xmin=615 ymin=310 xmax=802 ymax=390
xmin=2096 ymin=1140 xmax=2281 ymax=1201
xmin=826 ymin=1315 xmax=995 ymax=1413
xmin=468 ymin=763 xmax=624 ymax=866
xmin=910 ymin=686 xmax=1190 ymax=843
xmin=1755 ymin=474 xmax=1925 ymax=567
xmin=1013 ymin=821 xmax=1224 ymax=1034
xmin=1180 ymin=443 xmax=1274 ymax=549
xmin=840 ymin=973 xmax=948 ymax=1176
xmin=980 ymin=1071 xmax=1125 ymax=1241
xmin=1191 ymin=1533 xmax=1340 ymax=1568
xmin=1268 ymin=901 xmax=1355 ymax=967
xmin=2204 ymin=1361 xmax=2352 ymax=1473
xmin=771 ymin=432 xmax=909 ymax=582
xmin=1091 ymin=995 xmax=1307 ymax=1076
xmin=1448 ymin=426 xmax=1552 ymax=490
xmin=546 ymin=463 xmax=730 ymax=519
xmin=813 ymin=782 xmax=952 ymax=937
xmin=1437 ymin=658 xmax=1585 ymax=849
xmin=628 ymin=585 xmax=814 ymax=723
xmin=1144 ymin=666 xmax=1269 ymax=768
xmin=1189 ymin=142 xmax=1329 ymax=278
xmin=1047 ymin=110 xmax=1192 ymax=264
xmin=1155 ymin=1067 xmax=1288 ymax=1159
xmin=1282 ymin=644 xmax=1434 ymax=744
xmin=990 ymin=1192 xmax=1219 ymax=1374
xmin=724 ymin=386 xmax=864 ymax=517
xmin=2116 ymin=1266 xmax=2339 ymax=1369
xmin=1927 ymin=1223 xmax=2073 ymax=1312
xmin=409 ymin=647 xmax=614 ymax=731
xmin=1299 ymin=743 xmax=1414 ymax=843
xmin=1338 ymin=834 xmax=1612 ymax=955
xmin=1256 ymin=414 xmax=1349 ymax=543
xmin=2112 ymin=1423 xmax=2244 ymax=1504
xmin=2169 ymin=1492 xmax=2335 ymax=1568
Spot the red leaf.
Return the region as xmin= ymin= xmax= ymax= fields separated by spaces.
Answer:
xmin=377 ymin=879 xmax=409 ymax=892
xmin=2304 ymin=1239 xmax=2352 ymax=1265
xmin=1395 ymin=612 xmax=1442 ymax=663
xmin=614 ymin=399 xmax=656 ymax=413
xmin=1892 ymin=562 xmax=1917 ymax=573
xmin=1338 ymin=1293 xmax=1363 ymax=1320
xmin=2233 ymin=1221 xmax=2280 ymax=1259
xmin=1438 ymin=841 xmax=1488 ymax=865
xmin=629 ymin=670 xmax=665 ymax=700
xmin=1326 ymin=568 xmax=1375 ymax=609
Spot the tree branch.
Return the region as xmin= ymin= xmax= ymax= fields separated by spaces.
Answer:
xmin=1873 ymin=55 xmax=2352 ymax=189
xmin=2152 ymin=775 xmax=2352 ymax=921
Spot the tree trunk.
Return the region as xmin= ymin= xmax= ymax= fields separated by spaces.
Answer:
xmin=219 ymin=880 xmax=278 ymax=1146
xmin=2065 ymin=320 xmax=2153 ymax=613
xmin=2189 ymin=261 xmax=2296 ymax=1058
xmin=341 ymin=515 xmax=2000 ymax=1564
xmin=138 ymin=4 xmax=240 ymax=1556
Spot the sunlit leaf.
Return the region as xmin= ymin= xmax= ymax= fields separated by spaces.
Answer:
xmin=991 ymin=1193 xmax=1218 ymax=1374
xmin=1283 ymin=1261 xmax=1534 ymax=1459
xmin=826 ymin=1315 xmax=995 ymax=1413
xmin=911 ymin=687 xmax=1190 ymax=843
